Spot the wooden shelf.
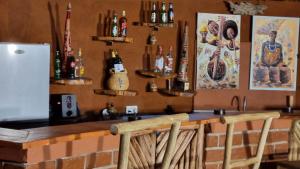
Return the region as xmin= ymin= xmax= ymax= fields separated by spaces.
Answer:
xmin=141 ymin=22 xmax=176 ymax=28
xmin=158 ymin=88 xmax=195 ymax=97
xmin=51 ymin=77 xmax=93 ymax=85
xmin=94 ymin=89 xmax=138 ymax=96
xmin=92 ymin=36 xmax=133 ymax=43
xmin=136 ymin=70 xmax=177 ymax=79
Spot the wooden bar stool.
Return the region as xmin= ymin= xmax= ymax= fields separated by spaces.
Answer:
xmin=110 ymin=113 xmax=189 ymax=169
xmin=221 ymin=112 xmax=280 ymax=169
xmin=276 ymin=119 xmax=300 ymax=169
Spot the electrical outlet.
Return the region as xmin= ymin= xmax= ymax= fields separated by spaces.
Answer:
xmin=126 ymin=105 xmax=138 ymax=114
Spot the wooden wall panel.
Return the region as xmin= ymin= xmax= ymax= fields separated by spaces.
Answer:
xmin=0 ymin=0 xmax=299 ymax=116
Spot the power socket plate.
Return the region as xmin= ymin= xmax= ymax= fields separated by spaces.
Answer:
xmin=126 ymin=105 xmax=138 ymax=114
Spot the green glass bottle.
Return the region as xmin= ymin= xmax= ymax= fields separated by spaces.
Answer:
xmin=54 ymin=50 xmax=61 ymax=80
xmin=111 ymin=14 xmax=119 ymax=37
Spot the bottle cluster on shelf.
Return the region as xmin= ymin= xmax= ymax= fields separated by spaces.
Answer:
xmin=153 ymin=45 xmax=174 ymax=74
xmin=54 ymin=48 xmax=85 ymax=80
xmin=111 ymin=10 xmax=128 ymax=37
xmin=151 ymin=1 xmax=174 ymax=24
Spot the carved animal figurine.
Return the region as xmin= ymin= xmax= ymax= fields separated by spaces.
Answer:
xmin=225 ymin=0 xmax=267 ymax=15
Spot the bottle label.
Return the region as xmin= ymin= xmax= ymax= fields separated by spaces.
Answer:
xmin=114 ymin=64 xmax=125 ymax=72
xmin=151 ymin=13 xmax=156 ymax=23
xmin=155 ymin=57 xmax=164 ymax=72
xmin=164 ymin=57 xmax=173 ymax=72
xmin=112 ymin=26 xmax=118 ymax=37
xmin=169 ymin=12 xmax=174 ymax=22
xmin=120 ymin=22 xmax=127 ymax=36
xmin=162 ymin=13 xmax=168 ymax=23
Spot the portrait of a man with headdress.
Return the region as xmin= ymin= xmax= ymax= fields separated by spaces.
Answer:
xmin=250 ymin=16 xmax=299 ymax=91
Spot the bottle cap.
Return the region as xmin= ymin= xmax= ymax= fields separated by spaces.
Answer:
xmin=78 ymin=48 xmax=82 ymax=56
xmin=122 ymin=10 xmax=126 ymax=16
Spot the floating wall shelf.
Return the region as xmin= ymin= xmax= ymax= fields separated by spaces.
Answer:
xmin=51 ymin=77 xmax=93 ymax=85
xmin=136 ymin=70 xmax=177 ymax=79
xmin=94 ymin=89 xmax=138 ymax=96
xmin=92 ymin=36 xmax=133 ymax=44
xmin=158 ymin=88 xmax=195 ymax=97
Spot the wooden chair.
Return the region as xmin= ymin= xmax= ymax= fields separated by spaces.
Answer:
xmin=110 ymin=113 xmax=189 ymax=169
xmin=221 ymin=112 xmax=280 ymax=169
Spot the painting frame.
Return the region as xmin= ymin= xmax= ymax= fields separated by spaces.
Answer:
xmin=249 ymin=16 xmax=299 ymax=91
xmin=196 ymin=13 xmax=241 ymax=90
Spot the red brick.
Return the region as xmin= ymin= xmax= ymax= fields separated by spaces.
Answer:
xmin=57 ymin=156 xmax=85 ymax=169
xmin=26 ymin=161 xmax=55 ymax=169
xmin=271 ymin=119 xmax=292 ymax=129
xmin=274 ymin=143 xmax=289 ymax=154
xmin=206 ymin=135 xmax=219 ymax=147
xmin=205 ymin=149 xmax=224 ymax=162
xmin=243 ymin=132 xmax=260 ymax=145
xmin=251 ymin=144 xmax=274 ymax=155
xmin=113 ymin=151 xmax=119 ymax=165
xmin=85 ymin=153 xmax=96 ymax=169
xmin=94 ymin=151 xmax=112 ymax=167
xmin=267 ymin=131 xmax=289 ymax=143
xmin=231 ymin=146 xmax=252 ymax=160
xmin=3 ymin=163 xmax=24 ymax=169
xmin=205 ymin=163 xmax=220 ymax=169
xmin=219 ymin=134 xmax=243 ymax=147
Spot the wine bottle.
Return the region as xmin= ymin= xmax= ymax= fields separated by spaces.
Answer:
xmin=160 ymin=2 xmax=168 ymax=23
xmin=150 ymin=2 xmax=158 ymax=23
xmin=66 ymin=50 xmax=75 ymax=79
xmin=111 ymin=50 xmax=125 ymax=72
xmin=119 ymin=10 xmax=128 ymax=37
xmin=168 ymin=3 xmax=174 ymax=23
xmin=54 ymin=49 xmax=62 ymax=80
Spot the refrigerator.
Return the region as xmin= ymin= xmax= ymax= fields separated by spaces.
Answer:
xmin=0 ymin=43 xmax=50 ymax=122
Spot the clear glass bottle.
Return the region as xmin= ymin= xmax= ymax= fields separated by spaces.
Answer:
xmin=119 ymin=10 xmax=128 ymax=37
xmin=75 ymin=48 xmax=85 ymax=78
xmin=164 ymin=46 xmax=174 ymax=74
xmin=154 ymin=45 xmax=164 ymax=73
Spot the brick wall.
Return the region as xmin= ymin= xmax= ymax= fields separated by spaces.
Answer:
xmin=204 ymin=119 xmax=292 ymax=169
xmin=0 ymin=119 xmax=292 ymax=169
xmin=0 ymin=149 xmax=119 ymax=169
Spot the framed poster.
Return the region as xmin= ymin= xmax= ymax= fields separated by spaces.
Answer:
xmin=250 ymin=16 xmax=299 ymax=91
xmin=196 ymin=13 xmax=241 ymax=89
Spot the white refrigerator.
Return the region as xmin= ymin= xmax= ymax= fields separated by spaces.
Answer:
xmin=0 ymin=43 xmax=50 ymax=122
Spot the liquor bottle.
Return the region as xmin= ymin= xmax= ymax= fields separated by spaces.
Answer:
xmin=160 ymin=1 xmax=168 ymax=23
xmin=119 ymin=10 xmax=128 ymax=37
xmin=111 ymin=13 xmax=119 ymax=37
xmin=111 ymin=50 xmax=125 ymax=72
xmin=154 ymin=45 xmax=164 ymax=73
xmin=54 ymin=49 xmax=62 ymax=80
xmin=75 ymin=48 xmax=85 ymax=78
xmin=168 ymin=3 xmax=174 ymax=23
xmin=150 ymin=2 xmax=158 ymax=23
xmin=164 ymin=46 xmax=174 ymax=74
xmin=66 ymin=50 xmax=75 ymax=79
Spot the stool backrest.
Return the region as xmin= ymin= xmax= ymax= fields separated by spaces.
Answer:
xmin=110 ymin=113 xmax=189 ymax=169
xmin=221 ymin=112 xmax=280 ymax=169
xmin=288 ymin=120 xmax=300 ymax=161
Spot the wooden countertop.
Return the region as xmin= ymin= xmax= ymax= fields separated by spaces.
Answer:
xmin=0 ymin=111 xmax=299 ymax=150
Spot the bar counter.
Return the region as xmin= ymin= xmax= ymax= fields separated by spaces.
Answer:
xmin=0 ymin=111 xmax=298 ymax=167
